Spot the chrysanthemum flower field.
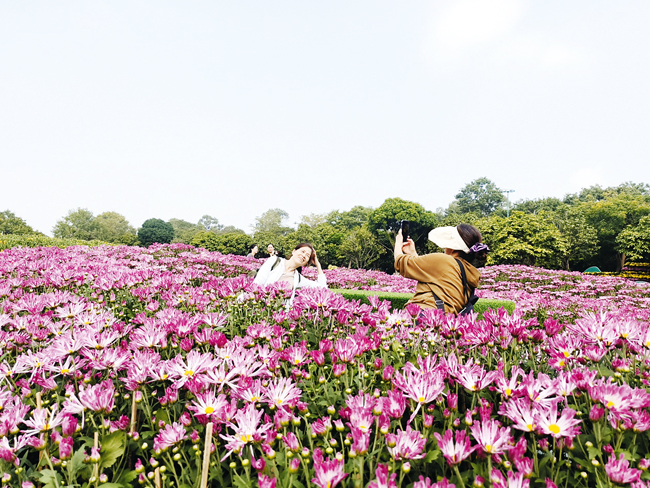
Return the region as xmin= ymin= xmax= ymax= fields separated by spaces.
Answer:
xmin=2 ymin=244 xmax=650 ymax=488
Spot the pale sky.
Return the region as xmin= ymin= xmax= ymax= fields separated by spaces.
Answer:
xmin=1 ymin=1 xmax=649 ymax=235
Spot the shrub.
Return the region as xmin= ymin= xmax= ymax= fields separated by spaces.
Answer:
xmin=0 ymin=234 xmax=110 ymax=250
xmin=332 ymin=289 xmax=515 ymax=316
xmin=138 ymin=218 xmax=174 ymax=247
xmin=191 ymin=231 xmax=252 ymax=255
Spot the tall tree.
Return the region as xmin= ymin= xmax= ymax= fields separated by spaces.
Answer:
xmin=338 ymin=227 xmax=385 ymax=269
xmin=551 ymin=205 xmax=599 ymax=270
xmin=94 ymin=212 xmax=138 ymax=245
xmin=197 ymin=215 xmax=223 ymax=232
xmin=368 ymin=198 xmax=438 ymax=272
xmin=452 ymin=177 xmax=505 ymax=216
xmin=580 ymin=193 xmax=650 ymax=271
xmin=326 ymin=206 xmax=374 ymax=231
xmin=138 ymin=219 xmax=175 ymax=247
xmin=252 ymin=209 xmax=294 ymax=257
xmin=0 ymin=210 xmax=38 ymax=235
xmin=480 ymin=211 xmax=568 ymax=269
xmin=52 ymin=208 xmax=99 ymax=240
xmin=170 ymin=218 xmax=204 ymax=244
xmin=616 ymin=215 xmax=650 ymax=263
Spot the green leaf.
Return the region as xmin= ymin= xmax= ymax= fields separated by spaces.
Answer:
xmin=97 ymin=484 xmax=123 ymax=488
xmin=232 ymin=472 xmax=250 ymax=488
xmin=292 ymin=479 xmax=306 ymax=488
xmin=37 ymin=469 xmax=63 ymax=488
xmin=69 ymin=446 xmax=92 ymax=479
xmin=155 ymin=409 xmax=170 ymax=424
xmin=424 ymin=449 xmax=441 ymax=462
xmin=587 ymin=446 xmax=601 ymax=460
xmin=115 ymin=469 xmax=139 ymax=486
xmin=100 ymin=430 xmax=126 ymax=470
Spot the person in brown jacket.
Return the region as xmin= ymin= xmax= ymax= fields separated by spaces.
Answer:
xmin=394 ymin=224 xmax=490 ymax=314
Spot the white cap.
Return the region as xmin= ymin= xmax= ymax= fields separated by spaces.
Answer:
xmin=428 ymin=226 xmax=470 ymax=253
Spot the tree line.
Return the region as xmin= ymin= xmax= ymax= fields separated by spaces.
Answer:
xmin=2 ymin=178 xmax=650 ymax=272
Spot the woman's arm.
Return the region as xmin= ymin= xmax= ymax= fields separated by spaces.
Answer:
xmin=297 ymin=251 xmax=327 ymax=289
xmin=394 ymin=229 xmax=417 ymax=260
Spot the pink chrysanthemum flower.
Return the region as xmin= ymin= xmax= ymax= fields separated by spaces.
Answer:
xmin=536 ymin=402 xmax=581 ymax=439
xmin=220 ymin=403 xmax=272 ymax=459
xmin=187 ymin=389 xmax=229 ymax=419
xmin=605 ymin=453 xmax=641 ymax=484
xmin=153 ymin=422 xmax=187 ymax=452
xmin=311 ymin=450 xmax=348 ymax=488
xmin=368 ymin=463 xmax=397 ymax=488
xmin=386 ymin=426 xmax=426 ymax=460
xmin=78 ymin=380 xmax=115 ymax=414
xmin=264 ymin=377 xmax=302 ymax=409
xmin=433 ymin=429 xmax=476 ymax=466
xmin=469 ymin=419 xmax=512 ymax=456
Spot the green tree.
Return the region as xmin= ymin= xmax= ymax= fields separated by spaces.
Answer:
xmin=252 ymin=209 xmax=294 ymax=257
xmin=481 ymin=211 xmax=568 ymax=269
xmin=218 ymin=225 xmax=246 ymax=234
xmin=191 ymin=231 xmax=252 ymax=255
xmin=170 ymin=219 xmax=204 ymax=244
xmin=368 ymin=198 xmax=439 ymax=272
xmin=94 ymin=212 xmax=138 ymax=245
xmin=252 ymin=208 xmax=292 ymax=234
xmin=52 ymin=208 xmax=99 ymax=240
xmin=284 ymin=222 xmax=344 ymax=268
xmin=197 ymin=215 xmax=223 ymax=232
xmin=580 ymin=193 xmax=650 ymax=271
xmin=452 ymin=177 xmax=505 ymax=216
xmin=564 ymin=181 xmax=650 ymax=205
xmin=551 ymin=205 xmax=599 ymax=270
xmin=338 ymin=227 xmax=385 ymax=269
xmin=513 ymin=197 xmax=564 ymax=215
xmin=0 ymin=210 xmax=39 ymax=235
xmin=326 ymin=206 xmax=374 ymax=231
xmin=138 ymin=219 xmax=175 ymax=247
xmin=615 ymin=215 xmax=650 ymax=263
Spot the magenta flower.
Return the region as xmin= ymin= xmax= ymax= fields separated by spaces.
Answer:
xmin=605 ymin=453 xmax=641 ymax=484
xmin=78 ymin=380 xmax=115 ymax=414
xmin=311 ymin=452 xmax=348 ymax=488
xmin=386 ymin=426 xmax=426 ymax=460
xmin=368 ymin=463 xmax=397 ymax=488
xmin=433 ymin=429 xmax=476 ymax=466
xmin=258 ymin=474 xmax=277 ymax=488
xmin=264 ymin=377 xmax=302 ymax=409
xmin=469 ymin=419 xmax=512 ymax=456
xmin=351 ymin=427 xmax=371 ymax=456
xmin=536 ymin=402 xmax=581 ymax=439
xmin=153 ymin=422 xmax=187 ymax=452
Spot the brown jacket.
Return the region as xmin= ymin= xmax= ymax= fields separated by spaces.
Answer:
xmin=394 ymin=253 xmax=480 ymax=314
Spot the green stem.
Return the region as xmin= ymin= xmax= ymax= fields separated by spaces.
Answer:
xmin=453 ymin=464 xmax=467 ymax=488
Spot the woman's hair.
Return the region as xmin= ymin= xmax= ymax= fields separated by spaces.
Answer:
xmin=457 ymin=224 xmax=489 ymax=267
xmin=294 ymin=242 xmax=317 ymax=267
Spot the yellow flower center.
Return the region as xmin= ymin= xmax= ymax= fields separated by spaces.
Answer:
xmin=505 ymin=388 xmax=512 ymax=396
xmin=549 ymin=424 xmax=560 ymax=434
xmin=563 ymin=351 xmax=570 ymax=358
xmin=184 ymin=370 xmax=194 ymax=376
xmin=486 ymin=444 xmax=492 ymax=452
xmin=526 ymin=423 xmax=534 ymax=431
xmin=418 ymin=396 xmax=426 ymax=403
xmin=606 ymin=400 xmax=615 ymax=409
xmin=61 ymin=368 xmax=69 ymax=374
xmin=204 ymin=407 xmax=214 ymax=414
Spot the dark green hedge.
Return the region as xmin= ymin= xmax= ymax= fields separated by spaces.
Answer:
xmin=332 ymin=289 xmax=515 ymax=316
